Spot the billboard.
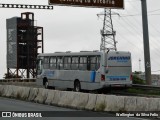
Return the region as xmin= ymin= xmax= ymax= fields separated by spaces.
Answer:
xmin=49 ymin=0 xmax=124 ymax=9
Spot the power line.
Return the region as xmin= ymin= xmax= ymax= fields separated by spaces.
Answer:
xmin=117 ymin=7 xmax=160 ymax=17
xmin=113 ymin=0 xmax=160 ymax=73
xmin=120 ymin=1 xmax=160 ymax=71
xmin=120 ymin=13 xmax=160 ymax=17
xmin=152 ymin=70 xmax=160 ymax=72
xmin=148 ymin=8 xmax=160 ymax=13
xmin=112 ymin=4 xmax=159 ymax=72
xmin=124 ymin=2 xmax=160 ymax=56
xmin=113 ymin=18 xmax=145 ymax=71
xmin=127 ymin=2 xmax=160 ymax=54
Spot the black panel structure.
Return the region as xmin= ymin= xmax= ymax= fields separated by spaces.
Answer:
xmin=6 ymin=12 xmax=44 ymax=78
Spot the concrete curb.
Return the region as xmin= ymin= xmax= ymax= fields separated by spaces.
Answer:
xmin=5 ymin=85 xmax=14 ymax=97
xmin=12 ymin=85 xmax=20 ymax=98
xmin=45 ymin=90 xmax=55 ymax=105
xmin=105 ymin=95 xmax=125 ymax=111
xmin=34 ymin=88 xmax=48 ymax=104
xmin=20 ymin=87 xmax=31 ymax=100
xmin=124 ymin=96 xmax=137 ymax=111
xmin=28 ymin=88 xmax=39 ymax=101
xmin=85 ymin=94 xmax=97 ymax=110
xmin=136 ymin=97 xmax=160 ymax=111
xmin=0 ymin=85 xmax=160 ymax=112
xmin=95 ymin=94 xmax=106 ymax=111
xmin=71 ymin=92 xmax=89 ymax=109
xmin=2 ymin=85 xmax=9 ymax=97
xmin=51 ymin=90 xmax=61 ymax=105
xmin=58 ymin=91 xmax=75 ymax=107
xmin=0 ymin=85 xmax=5 ymax=96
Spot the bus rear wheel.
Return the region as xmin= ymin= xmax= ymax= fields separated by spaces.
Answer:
xmin=74 ymin=80 xmax=81 ymax=92
xmin=45 ymin=81 xmax=49 ymax=89
xmin=43 ymin=78 xmax=49 ymax=89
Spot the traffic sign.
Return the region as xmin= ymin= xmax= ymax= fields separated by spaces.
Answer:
xmin=49 ymin=0 xmax=124 ymax=9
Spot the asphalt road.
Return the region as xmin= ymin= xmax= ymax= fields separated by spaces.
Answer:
xmin=0 ymin=97 xmax=150 ymax=120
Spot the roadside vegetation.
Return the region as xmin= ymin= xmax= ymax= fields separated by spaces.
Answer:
xmin=126 ymin=74 xmax=160 ymax=96
xmin=132 ymin=75 xmax=146 ymax=85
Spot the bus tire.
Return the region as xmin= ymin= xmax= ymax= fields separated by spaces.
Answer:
xmin=74 ymin=80 xmax=81 ymax=92
xmin=43 ymin=78 xmax=49 ymax=89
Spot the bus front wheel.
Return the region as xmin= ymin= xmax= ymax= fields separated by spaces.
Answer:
xmin=74 ymin=80 xmax=81 ymax=92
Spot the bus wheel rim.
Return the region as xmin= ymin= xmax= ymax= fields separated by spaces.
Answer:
xmin=75 ymin=82 xmax=80 ymax=92
xmin=45 ymin=82 xmax=48 ymax=88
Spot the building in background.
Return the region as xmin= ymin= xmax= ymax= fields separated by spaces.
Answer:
xmin=6 ymin=12 xmax=44 ymax=78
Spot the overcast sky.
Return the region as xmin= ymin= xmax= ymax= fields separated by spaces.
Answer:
xmin=0 ymin=0 xmax=160 ymax=78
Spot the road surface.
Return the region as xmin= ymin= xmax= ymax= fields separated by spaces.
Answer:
xmin=0 ymin=97 xmax=150 ymax=120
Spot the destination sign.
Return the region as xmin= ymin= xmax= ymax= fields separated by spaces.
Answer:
xmin=49 ymin=0 xmax=124 ymax=9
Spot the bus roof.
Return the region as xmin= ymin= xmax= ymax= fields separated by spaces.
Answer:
xmin=38 ymin=51 xmax=130 ymax=57
xmin=38 ymin=51 xmax=102 ymax=57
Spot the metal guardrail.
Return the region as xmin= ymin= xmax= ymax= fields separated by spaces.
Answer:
xmin=109 ymin=84 xmax=160 ymax=97
xmin=0 ymin=78 xmax=36 ymax=82
xmin=132 ymin=84 xmax=160 ymax=90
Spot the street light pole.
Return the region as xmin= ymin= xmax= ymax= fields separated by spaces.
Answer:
xmin=141 ymin=0 xmax=151 ymax=85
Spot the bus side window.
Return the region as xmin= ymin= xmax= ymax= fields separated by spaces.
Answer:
xmin=90 ymin=56 xmax=97 ymax=71
xmin=71 ymin=56 xmax=79 ymax=70
xmin=87 ymin=56 xmax=99 ymax=71
xmin=50 ymin=57 xmax=57 ymax=70
xmin=64 ymin=57 xmax=71 ymax=70
xmin=79 ymin=57 xmax=87 ymax=70
xmin=43 ymin=57 xmax=49 ymax=69
xmin=57 ymin=57 xmax=63 ymax=70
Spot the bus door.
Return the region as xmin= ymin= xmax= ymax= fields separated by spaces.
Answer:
xmin=88 ymin=56 xmax=101 ymax=83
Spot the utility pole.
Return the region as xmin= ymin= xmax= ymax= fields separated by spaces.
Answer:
xmin=141 ymin=0 xmax=151 ymax=85
xmin=98 ymin=9 xmax=117 ymax=52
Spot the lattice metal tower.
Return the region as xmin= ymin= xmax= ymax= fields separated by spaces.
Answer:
xmin=99 ymin=9 xmax=117 ymax=52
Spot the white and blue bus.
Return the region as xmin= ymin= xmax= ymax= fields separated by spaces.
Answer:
xmin=36 ymin=51 xmax=132 ymax=91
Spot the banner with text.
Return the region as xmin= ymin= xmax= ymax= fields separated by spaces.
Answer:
xmin=49 ymin=0 xmax=124 ymax=9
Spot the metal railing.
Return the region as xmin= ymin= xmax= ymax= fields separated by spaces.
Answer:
xmin=0 ymin=78 xmax=36 ymax=82
xmin=132 ymin=84 xmax=160 ymax=91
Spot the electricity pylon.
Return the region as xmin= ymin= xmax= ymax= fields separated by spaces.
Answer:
xmin=98 ymin=9 xmax=118 ymax=52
